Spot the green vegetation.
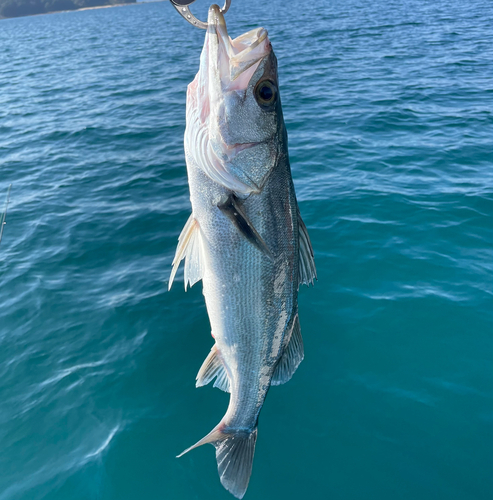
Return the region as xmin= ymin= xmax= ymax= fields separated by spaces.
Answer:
xmin=0 ymin=0 xmax=135 ymax=18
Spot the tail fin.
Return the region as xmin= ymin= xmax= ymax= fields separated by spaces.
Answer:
xmin=177 ymin=423 xmax=258 ymax=499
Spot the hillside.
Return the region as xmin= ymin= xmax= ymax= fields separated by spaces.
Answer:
xmin=0 ymin=0 xmax=135 ymax=18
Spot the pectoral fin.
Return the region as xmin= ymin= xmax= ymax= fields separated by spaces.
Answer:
xmin=218 ymin=194 xmax=273 ymax=260
xmin=168 ymin=214 xmax=205 ymax=291
xmin=271 ymin=315 xmax=304 ymax=386
xmin=298 ymin=209 xmax=317 ymax=287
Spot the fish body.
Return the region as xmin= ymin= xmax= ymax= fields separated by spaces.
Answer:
xmin=169 ymin=6 xmax=316 ymax=498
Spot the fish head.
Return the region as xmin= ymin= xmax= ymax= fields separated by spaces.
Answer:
xmin=186 ymin=5 xmax=285 ymax=194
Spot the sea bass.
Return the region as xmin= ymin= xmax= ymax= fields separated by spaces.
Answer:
xmin=169 ymin=5 xmax=316 ymax=498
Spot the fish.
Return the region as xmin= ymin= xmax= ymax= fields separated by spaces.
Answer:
xmin=169 ymin=5 xmax=316 ymax=498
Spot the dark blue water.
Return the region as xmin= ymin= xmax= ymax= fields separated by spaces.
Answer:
xmin=1 ymin=0 xmax=492 ymax=499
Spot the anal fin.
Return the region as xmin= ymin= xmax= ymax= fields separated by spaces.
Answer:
xmin=271 ymin=315 xmax=304 ymax=386
xmin=168 ymin=214 xmax=205 ymax=291
xmin=196 ymin=345 xmax=231 ymax=393
xmin=298 ymin=209 xmax=317 ymax=287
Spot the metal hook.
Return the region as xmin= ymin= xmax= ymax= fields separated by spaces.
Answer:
xmin=169 ymin=0 xmax=231 ymax=30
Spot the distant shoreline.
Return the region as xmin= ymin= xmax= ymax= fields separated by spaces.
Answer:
xmin=0 ymin=0 xmax=164 ymax=20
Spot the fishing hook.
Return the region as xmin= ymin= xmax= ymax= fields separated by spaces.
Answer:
xmin=169 ymin=0 xmax=231 ymax=30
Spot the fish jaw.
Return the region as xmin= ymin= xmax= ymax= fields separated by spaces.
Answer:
xmin=184 ymin=5 xmax=281 ymax=195
xmin=207 ymin=5 xmax=270 ymax=91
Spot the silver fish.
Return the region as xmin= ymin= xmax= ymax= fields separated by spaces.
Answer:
xmin=169 ymin=5 xmax=316 ymax=498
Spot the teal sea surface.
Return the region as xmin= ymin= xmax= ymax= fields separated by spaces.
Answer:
xmin=0 ymin=0 xmax=492 ymax=498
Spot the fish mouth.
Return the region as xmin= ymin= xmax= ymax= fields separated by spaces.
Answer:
xmin=205 ymin=5 xmax=272 ymax=157
xmin=207 ymin=4 xmax=271 ymax=91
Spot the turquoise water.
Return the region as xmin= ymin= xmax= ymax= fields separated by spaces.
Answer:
xmin=1 ymin=0 xmax=492 ymax=498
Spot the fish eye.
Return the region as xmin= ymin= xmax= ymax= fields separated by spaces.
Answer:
xmin=255 ymin=80 xmax=277 ymax=108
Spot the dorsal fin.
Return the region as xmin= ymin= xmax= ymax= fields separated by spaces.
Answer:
xmin=298 ymin=209 xmax=317 ymax=287
xmin=168 ymin=214 xmax=205 ymax=291
xmin=196 ymin=345 xmax=231 ymax=393
xmin=271 ymin=315 xmax=304 ymax=386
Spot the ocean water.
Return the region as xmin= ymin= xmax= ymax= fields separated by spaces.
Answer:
xmin=0 ymin=0 xmax=492 ymax=498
